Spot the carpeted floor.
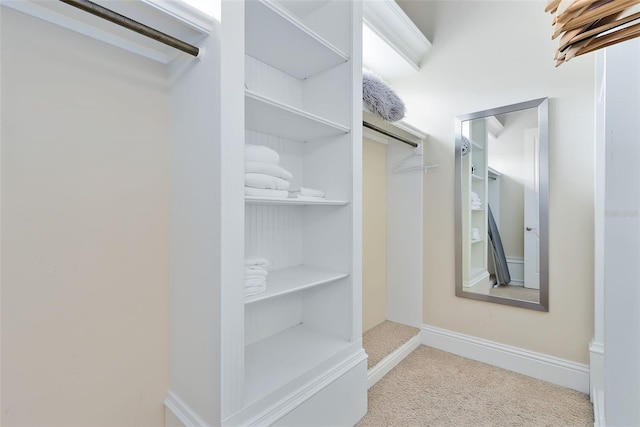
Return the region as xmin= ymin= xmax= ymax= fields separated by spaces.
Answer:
xmin=363 ymin=320 xmax=420 ymax=369
xmin=358 ymin=346 xmax=593 ymax=427
xmin=490 ymin=284 xmax=539 ymax=303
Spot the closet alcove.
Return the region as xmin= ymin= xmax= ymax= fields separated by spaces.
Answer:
xmin=361 ymin=0 xmax=431 ymax=388
xmin=361 ymin=110 xmax=427 ymax=387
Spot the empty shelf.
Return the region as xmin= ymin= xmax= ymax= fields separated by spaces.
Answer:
xmin=244 ymin=324 xmax=350 ymax=404
xmin=245 ymin=265 xmax=349 ymax=304
xmin=472 ymin=174 xmax=484 ymax=181
xmin=245 ymin=0 xmax=349 ymax=79
xmin=245 ymin=196 xmax=349 ymax=206
xmin=245 ymin=90 xmax=350 ymax=141
xmin=471 ymin=238 xmax=484 ymax=244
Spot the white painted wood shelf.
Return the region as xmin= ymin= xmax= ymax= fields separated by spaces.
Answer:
xmin=245 ymin=265 xmax=349 ymax=304
xmin=471 ymin=238 xmax=484 ymax=244
xmin=472 ymin=174 xmax=484 ymax=181
xmin=245 ymin=90 xmax=350 ymax=142
xmin=245 ymin=0 xmax=349 ymax=80
xmin=244 ymin=324 xmax=351 ymax=404
xmin=245 ymin=196 xmax=349 ymax=206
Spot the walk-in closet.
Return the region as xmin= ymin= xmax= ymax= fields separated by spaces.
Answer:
xmin=2 ymin=0 xmax=429 ymax=424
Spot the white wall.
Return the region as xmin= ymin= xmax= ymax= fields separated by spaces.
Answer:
xmin=1 ymin=8 xmax=170 ymax=425
xmin=396 ymin=1 xmax=594 ymax=364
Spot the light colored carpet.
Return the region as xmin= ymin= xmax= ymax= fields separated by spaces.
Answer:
xmin=363 ymin=320 xmax=420 ymax=369
xmin=490 ymin=284 xmax=539 ymax=303
xmin=358 ymin=346 xmax=593 ymax=427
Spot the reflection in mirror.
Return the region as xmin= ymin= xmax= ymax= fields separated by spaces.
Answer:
xmin=455 ymin=98 xmax=549 ymax=311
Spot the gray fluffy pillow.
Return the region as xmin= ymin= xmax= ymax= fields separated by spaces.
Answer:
xmin=363 ymin=73 xmax=406 ymax=122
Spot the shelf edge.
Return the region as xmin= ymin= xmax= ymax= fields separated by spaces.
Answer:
xmin=258 ymin=0 xmax=349 ymax=63
xmin=246 ymin=90 xmax=351 ymax=134
xmin=245 ymin=271 xmax=349 ymax=304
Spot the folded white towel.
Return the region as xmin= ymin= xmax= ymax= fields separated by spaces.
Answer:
xmin=245 ymin=173 xmax=291 ymax=190
xmin=245 ymin=187 xmax=289 ymax=198
xmin=245 ymin=258 xmax=269 ymax=267
xmin=471 ymin=227 xmax=481 ymax=241
xmin=244 ymin=282 xmax=267 ymax=297
xmin=245 ymin=269 xmax=268 ymax=278
xmin=470 ymin=191 xmax=481 ymax=202
xmin=244 ymin=276 xmax=267 ymax=294
xmin=291 ymin=187 xmax=325 ymax=198
xmin=245 ymin=144 xmax=279 ymax=164
xmin=245 ymin=161 xmax=293 ymax=181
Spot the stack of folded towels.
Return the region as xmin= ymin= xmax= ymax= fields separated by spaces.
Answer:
xmin=289 ymin=187 xmax=326 ymax=201
xmin=471 ymin=227 xmax=481 ymax=241
xmin=470 ymin=191 xmax=482 ymax=210
xmin=245 ymin=258 xmax=268 ymax=297
xmin=245 ymin=144 xmax=293 ymax=198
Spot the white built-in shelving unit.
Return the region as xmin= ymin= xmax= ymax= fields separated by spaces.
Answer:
xmin=7 ymin=0 xmax=367 ymax=424
xmin=232 ymin=0 xmax=367 ymax=425
xmin=462 ymin=120 xmax=490 ymax=289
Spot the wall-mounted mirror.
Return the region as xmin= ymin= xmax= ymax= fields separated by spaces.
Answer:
xmin=455 ymin=98 xmax=549 ymax=311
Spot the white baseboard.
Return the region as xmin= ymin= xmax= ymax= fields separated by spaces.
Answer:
xmin=421 ymin=324 xmax=590 ymax=393
xmin=592 ymin=387 xmax=605 ymax=427
xmin=166 ymin=350 xmax=367 ymax=427
xmin=506 ymin=256 xmax=524 ymax=283
xmin=222 ymin=350 xmax=367 ymax=426
xmin=367 ymin=333 xmax=421 ymax=388
xmin=466 ymin=270 xmax=490 ymax=288
xmin=165 ymin=391 xmax=210 ymax=427
xmin=589 ymin=340 xmax=604 ymax=403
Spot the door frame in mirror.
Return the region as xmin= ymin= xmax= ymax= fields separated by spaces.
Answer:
xmin=455 ymin=98 xmax=549 ymax=311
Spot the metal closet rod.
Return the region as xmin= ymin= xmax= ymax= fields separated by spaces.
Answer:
xmin=363 ymin=121 xmax=418 ymax=148
xmin=59 ymin=0 xmax=200 ymax=57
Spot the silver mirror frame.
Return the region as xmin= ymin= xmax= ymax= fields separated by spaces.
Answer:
xmin=455 ymin=98 xmax=549 ymax=312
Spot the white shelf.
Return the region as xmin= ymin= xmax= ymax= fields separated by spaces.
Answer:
xmin=245 ymin=0 xmax=349 ymax=80
xmin=471 ymin=238 xmax=484 ymax=244
xmin=245 ymin=90 xmax=350 ymax=142
xmin=244 ymin=324 xmax=351 ymax=404
xmin=472 ymin=174 xmax=484 ymax=181
xmin=245 ymin=196 xmax=349 ymax=206
xmin=471 ymin=207 xmax=484 ymax=211
xmin=245 ymin=265 xmax=349 ymax=304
